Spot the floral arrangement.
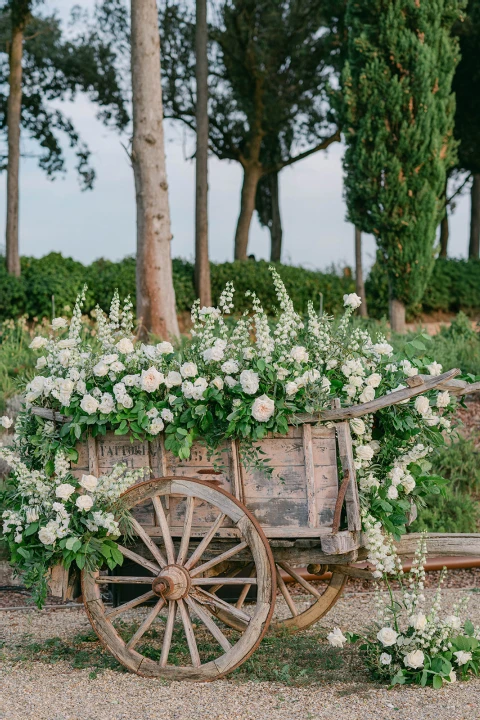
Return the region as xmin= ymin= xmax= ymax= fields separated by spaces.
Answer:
xmin=0 ymin=268 xmax=460 ymax=603
xmin=328 ymin=536 xmax=480 ymax=687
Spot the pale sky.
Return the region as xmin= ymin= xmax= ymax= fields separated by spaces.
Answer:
xmin=0 ymin=0 xmax=472 ymax=273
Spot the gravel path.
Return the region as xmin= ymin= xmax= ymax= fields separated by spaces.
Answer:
xmin=2 ymin=587 xmax=480 ymax=720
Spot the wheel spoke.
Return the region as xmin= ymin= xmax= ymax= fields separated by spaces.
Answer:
xmin=191 ymin=577 xmax=257 ymax=586
xmin=96 ymin=576 xmax=154 ymax=584
xmin=208 ymin=564 xmax=247 ymax=594
xmin=277 ymin=562 xmax=321 ymax=599
xmin=236 ymin=567 xmax=256 ymax=609
xmin=176 ymin=496 xmax=195 ymax=565
xmin=126 ymin=597 xmax=165 ymax=650
xmin=131 ymin=517 xmax=167 ymax=568
xmin=184 ymin=512 xmax=226 ymax=571
xmin=117 ymin=544 xmax=161 ymax=575
xmin=185 ymin=596 xmax=232 ymax=653
xmin=276 ymin=567 xmax=298 ymax=617
xmin=189 ymin=541 xmax=248 ymax=578
xmin=152 ymin=495 xmax=175 ymax=565
xmin=106 ymin=590 xmax=156 ymax=619
xmin=194 ymin=588 xmax=251 ymax=624
xmin=159 ymin=601 xmax=176 ymax=667
xmin=177 ymin=598 xmax=200 ymax=667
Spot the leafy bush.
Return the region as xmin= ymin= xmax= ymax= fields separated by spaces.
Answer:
xmin=410 ymin=436 xmax=480 ymax=533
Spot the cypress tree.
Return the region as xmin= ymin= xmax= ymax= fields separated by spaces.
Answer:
xmin=341 ymin=0 xmax=462 ymax=331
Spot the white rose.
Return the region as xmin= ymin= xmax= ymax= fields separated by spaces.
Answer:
xmin=445 ymin=615 xmax=461 ymax=630
xmin=76 ymin=495 xmax=94 ymax=511
xmin=343 ymin=293 xmax=362 ymax=309
xmin=327 ymin=627 xmax=347 ymax=647
xmin=427 ymin=361 xmax=442 ymax=376
xmin=344 ymin=384 xmax=357 ymax=398
xmin=251 ymin=395 xmax=275 ymax=422
xmin=150 ymin=418 xmax=165 ymax=435
xmin=122 ymin=374 xmax=140 ymax=387
xmin=110 ymin=361 xmax=125 ymax=373
xmin=28 ymin=375 xmax=46 ymax=394
xmin=376 ymin=627 xmax=398 ymax=647
xmin=93 ymin=361 xmax=109 ymax=377
xmin=29 ymin=336 xmax=48 ymax=349
xmin=56 ymin=483 xmax=76 ymax=500
xmin=58 ymin=339 xmax=77 ymax=349
xmin=165 ymin=371 xmax=183 ymax=388
xmin=181 ymin=362 xmax=198 ymax=378
xmin=243 ymin=347 xmax=255 ymax=360
xmin=80 ymin=394 xmax=99 ymax=415
xmin=380 ymin=653 xmax=392 ymax=665
xmin=1 ymin=416 xmax=13 ymax=429
xmin=290 ymin=345 xmax=309 ymax=363
xmin=356 ymin=445 xmax=374 ymax=462
xmin=157 ymin=341 xmax=174 ymax=354
xmin=146 ymin=407 xmax=159 ymax=419
xmin=76 ymin=379 xmax=86 ymax=394
xmin=359 ymin=386 xmax=375 ymax=403
xmin=142 ymin=344 xmax=157 ymax=360
xmin=414 ymin=396 xmax=430 ymax=415
xmin=424 ymin=414 xmax=440 ymax=427
xmin=240 ymin=369 xmax=259 ymax=395
xmin=285 ymin=381 xmax=298 ymax=397
xmin=449 ymin=670 xmax=457 ymax=683
xmin=350 ymin=418 xmax=366 ymax=435
xmin=326 ymin=359 xmax=338 ymax=370
xmin=221 ymin=359 xmax=239 ymax=374
xmin=401 ymin=475 xmax=416 ymax=494
xmin=404 ymin=649 xmax=424 ymax=669
xmin=161 ymin=408 xmax=174 ymax=423
xmin=350 ymin=375 xmax=363 ymax=388
xmin=367 ymin=373 xmax=382 ymax=388
xmin=120 ymin=394 xmax=133 ymax=409
xmin=182 ymin=381 xmax=194 ymax=399
xmin=211 ymin=376 xmax=224 ymax=391
xmin=225 ymin=376 xmax=238 ymax=388
xmin=454 ymin=650 xmax=472 ymax=666
xmin=192 ymin=377 xmax=208 ymax=400
xmin=38 ymin=527 xmax=57 ymax=545
xmin=203 ymin=345 xmax=225 ymax=363
xmin=373 ymin=342 xmax=393 ymax=356
xmin=389 ymin=466 xmax=404 ymax=485
xmin=276 ymin=367 xmax=289 ymax=380
xmin=36 ymin=356 xmax=47 ymax=369
xmin=141 ymin=366 xmax=164 ymax=392
xmin=321 ymin=377 xmax=331 ymax=392
xmin=437 ymin=391 xmax=450 ymax=408
xmin=79 ymin=474 xmax=98 ymax=492
xmin=409 ymin=613 xmax=427 ymax=631
xmin=387 ymin=485 xmax=399 ymax=500
xmin=51 ymin=317 xmax=68 ymax=330
xmin=116 ymin=338 xmax=134 ymax=354
xmin=102 ymin=354 xmax=119 ymax=365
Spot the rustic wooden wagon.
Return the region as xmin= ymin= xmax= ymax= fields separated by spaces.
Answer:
xmin=35 ymin=367 xmax=480 ymax=681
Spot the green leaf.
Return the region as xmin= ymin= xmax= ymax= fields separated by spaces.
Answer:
xmin=65 ymin=536 xmax=80 ymax=550
xmin=76 ymin=554 xmax=86 ymax=570
xmin=24 ymin=522 xmax=39 ymax=537
xmin=432 ymin=674 xmax=443 ymax=689
xmin=465 ymin=620 xmax=475 ymax=636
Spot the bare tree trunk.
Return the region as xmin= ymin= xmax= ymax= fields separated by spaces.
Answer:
xmin=234 ymin=163 xmax=262 ymax=260
xmin=469 ymin=173 xmax=480 ymax=259
xmin=194 ymin=0 xmax=211 ymax=306
xmin=354 ymin=226 xmax=367 ymax=317
xmin=131 ymin=0 xmax=179 ymax=340
xmin=269 ymin=172 xmax=282 ymax=263
xmin=390 ymin=298 xmax=406 ymax=334
xmin=439 ymin=212 xmax=449 ymax=258
xmin=5 ymin=18 xmax=25 ymax=277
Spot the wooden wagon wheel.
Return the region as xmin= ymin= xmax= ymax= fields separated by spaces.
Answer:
xmin=81 ymin=477 xmax=276 ymax=681
xmin=206 ymin=559 xmax=348 ymax=634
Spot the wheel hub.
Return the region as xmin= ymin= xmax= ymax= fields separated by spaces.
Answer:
xmin=152 ymin=564 xmax=191 ymax=600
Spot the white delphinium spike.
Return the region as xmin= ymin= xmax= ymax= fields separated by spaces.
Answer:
xmin=121 ymin=295 xmax=134 ymax=336
xmin=218 ymin=281 xmax=235 ymax=315
xmin=69 ymin=284 xmax=87 ymax=341
xmin=250 ymin=293 xmax=275 ymax=360
xmin=96 ymin=306 xmax=116 ymax=349
xmin=270 ymin=267 xmax=303 ymax=345
xmin=109 ymin=290 xmax=121 ymax=329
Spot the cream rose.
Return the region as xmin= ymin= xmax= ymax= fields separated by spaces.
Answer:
xmin=414 ymin=396 xmax=430 ymax=415
xmin=454 ymin=650 xmax=472 ymax=666
xmin=343 ymin=293 xmax=362 ymax=309
xmin=251 ymin=395 xmax=275 ymax=422
xmin=350 ymin=418 xmax=366 ymax=435
xmin=437 ymin=391 xmax=450 ymax=408
xmin=387 ymin=484 xmax=399 ymax=500
xmin=51 ymin=317 xmax=68 ymax=330
xmin=221 ymin=359 xmax=239 ymax=374
xmin=1 ymin=416 xmax=13 ymax=429
xmin=141 ymin=367 xmax=164 ymax=392
xmin=285 ymin=381 xmax=298 ymax=396
xmin=427 ymin=361 xmax=442 ymax=376
xmin=359 ymin=386 xmax=375 ymax=403
xmin=366 ymin=373 xmax=382 ymax=388
xmin=76 ymin=495 xmax=94 ymax=511
xmin=211 ymin=376 xmax=224 ymax=391
xmin=356 ymin=445 xmax=374 ymax=462
xmin=404 ymin=649 xmax=425 ymax=669
xmin=240 ymin=369 xmax=259 ymax=395
xmin=116 ymin=337 xmax=134 ymax=354
xmin=165 ymin=371 xmax=182 ymax=388
xmin=38 ymin=526 xmax=57 ymax=545
xmin=80 ymin=394 xmax=99 ymax=415
xmin=161 ymin=408 xmax=174 ymax=423
xmin=157 ymin=341 xmax=174 ymax=354
xmin=93 ymin=361 xmax=109 ymax=377
xmin=327 ymin=628 xmax=347 ymax=647
xmin=56 ymin=483 xmax=76 ymax=500
xmin=79 ymin=474 xmax=98 ymax=492
xmin=181 ymin=362 xmax=198 ymax=378
xmin=290 ymin=345 xmax=309 ymax=363
xmin=380 ymin=653 xmax=391 ymax=665
xmin=376 ymin=627 xmax=398 ymax=647
xmin=29 ymin=336 xmax=48 ymax=350
xmin=409 ymin=613 xmax=427 ymax=631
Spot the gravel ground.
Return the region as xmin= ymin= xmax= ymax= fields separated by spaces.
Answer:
xmin=2 ymin=587 xmax=480 ymax=720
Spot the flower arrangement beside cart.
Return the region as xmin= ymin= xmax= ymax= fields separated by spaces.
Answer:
xmin=0 ymin=268 xmax=462 ymax=605
xmin=328 ymin=535 xmax=480 ymax=687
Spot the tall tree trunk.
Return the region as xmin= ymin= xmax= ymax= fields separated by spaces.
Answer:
xmin=469 ymin=173 xmax=480 ymax=259
xmin=389 ymin=298 xmax=406 ymax=334
xmin=131 ymin=0 xmax=179 ymax=340
xmin=439 ymin=212 xmax=449 ymax=258
xmin=234 ymin=163 xmax=262 ymax=260
xmin=269 ymin=171 xmax=282 ymax=263
xmin=194 ymin=0 xmax=211 ymax=306
xmin=5 ymin=17 xmax=25 ymax=277
xmin=354 ymin=226 xmax=368 ymax=317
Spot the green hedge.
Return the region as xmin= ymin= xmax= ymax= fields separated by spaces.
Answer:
xmin=2 ymin=253 xmax=480 ymax=322
xmin=0 ymin=254 xmax=355 ymax=320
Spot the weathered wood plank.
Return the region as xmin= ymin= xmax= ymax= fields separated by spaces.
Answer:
xmin=303 ymin=423 xmax=317 ymax=528
xmin=335 ymin=422 xmax=361 ymax=532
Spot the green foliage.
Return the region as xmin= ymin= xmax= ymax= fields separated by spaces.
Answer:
xmin=453 ymin=0 xmax=480 ymax=173
xmin=410 ymin=436 xmax=480 ymax=533
xmin=341 ymin=0 xmax=462 ymax=307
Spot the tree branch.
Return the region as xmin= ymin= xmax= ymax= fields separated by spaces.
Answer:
xmin=267 ymin=129 xmax=341 ymax=173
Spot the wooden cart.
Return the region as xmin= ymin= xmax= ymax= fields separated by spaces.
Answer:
xmin=36 ymin=367 xmax=479 ymax=680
